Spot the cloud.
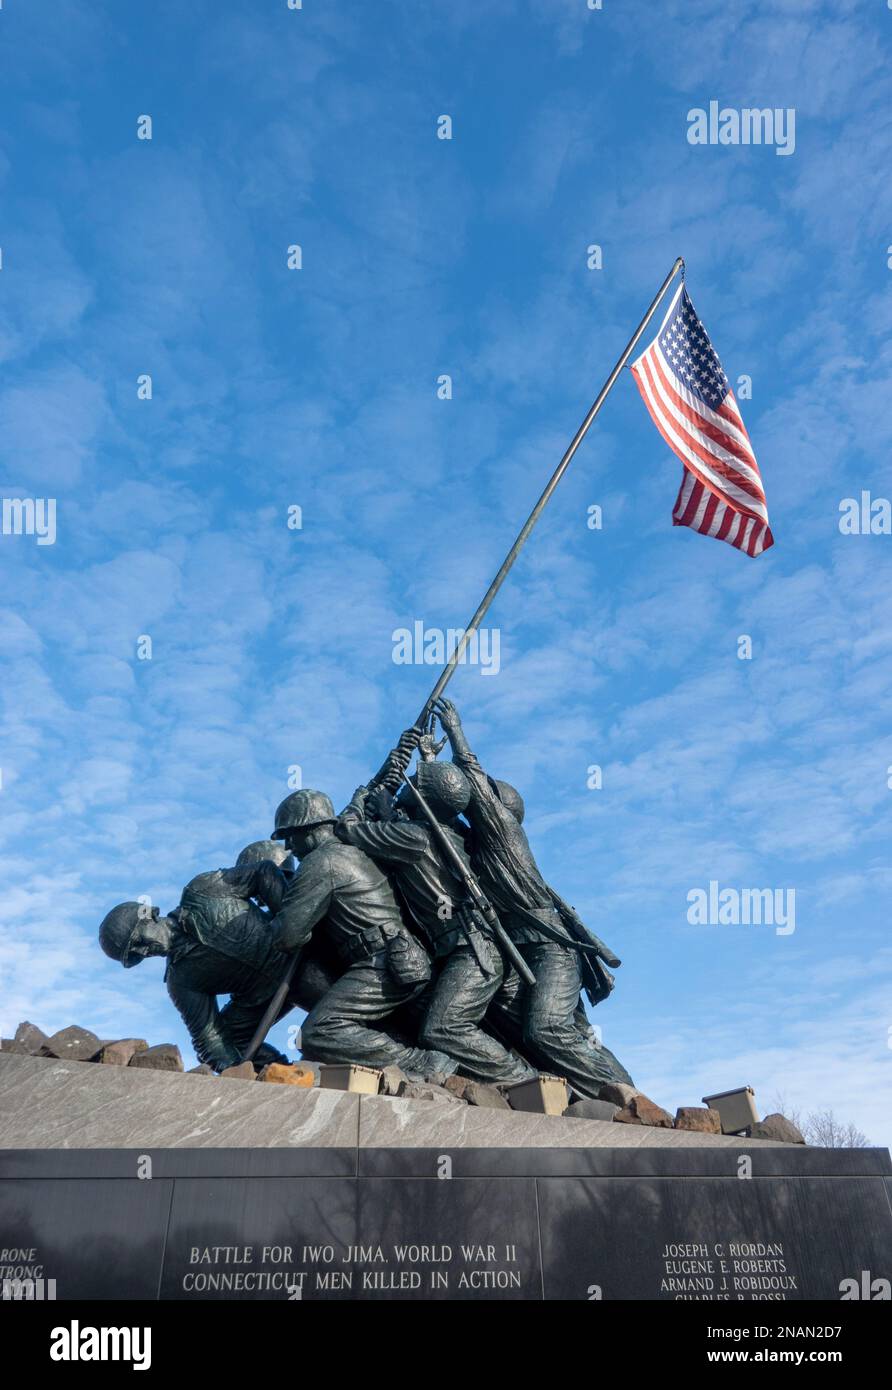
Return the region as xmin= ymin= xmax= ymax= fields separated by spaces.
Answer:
xmin=0 ymin=2 xmax=888 ymax=1154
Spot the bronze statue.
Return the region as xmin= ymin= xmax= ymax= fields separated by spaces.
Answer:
xmin=98 ymin=840 xmax=339 ymax=1072
xmin=98 ymin=715 xmax=633 ymax=1097
xmin=335 ymin=762 xmax=536 ymax=1085
xmin=431 ymin=697 xmax=634 ymax=1098
xmin=269 ymin=789 xmax=457 ymax=1077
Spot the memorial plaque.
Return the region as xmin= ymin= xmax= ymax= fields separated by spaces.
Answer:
xmin=536 ymin=1175 xmax=892 ymax=1301
xmin=161 ymin=1176 xmax=540 ymax=1300
xmin=1 ymin=1146 xmax=889 ymax=1300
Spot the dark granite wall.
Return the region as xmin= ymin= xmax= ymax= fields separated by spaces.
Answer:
xmin=1 ymin=1146 xmax=890 ymax=1301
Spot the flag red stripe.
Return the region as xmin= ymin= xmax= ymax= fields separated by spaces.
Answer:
xmin=629 ymin=280 xmax=773 ymax=558
xmin=637 ymin=352 xmax=767 ymax=522
xmin=650 ymin=349 xmax=763 ymax=490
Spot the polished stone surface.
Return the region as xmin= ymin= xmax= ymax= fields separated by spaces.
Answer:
xmin=0 ymin=1177 xmax=173 ymax=1300
xmin=1 ymin=1142 xmax=889 ymax=1300
xmin=1 ymin=1053 xmax=792 ymax=1153
xmin=536 ymin=1175 xmax=892 ymax=1301
xmin=2 ymin=1053 xmax=889 ymax=1301
xmin=161 ymin=1176 xmax=540 ymax=1300
xmin=0 ymin=1053 xmax=359 ymax=1150
xmin=355 ymin=1093 xmax=785 ymax=1150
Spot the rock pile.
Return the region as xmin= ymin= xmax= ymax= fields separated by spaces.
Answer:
xmin=0 ymin=1021 xmax=806 ymax=1139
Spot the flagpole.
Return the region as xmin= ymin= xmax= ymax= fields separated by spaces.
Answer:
xmin=412 ymin=256 xmax=685 ymax=727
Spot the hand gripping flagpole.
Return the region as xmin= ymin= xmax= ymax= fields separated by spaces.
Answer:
xmin=373 ymin=256 xmax=686 ymax=785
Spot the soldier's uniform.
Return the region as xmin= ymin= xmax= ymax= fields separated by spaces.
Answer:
xmin=447 ymin=739 xmax=634 ymax=1098
xmin=271 ymin=791 xmax=452 ymax=1076
xmin=335 ymin=772 xmax=534 ymax=1084
xmin=166 ymin=860 xmax=337 ymax=1071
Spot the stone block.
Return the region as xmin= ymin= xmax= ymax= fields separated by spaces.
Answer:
xmin=460 ymin=1080 xmax=510 ymax=1110
xmin=128 ymin=1044 xmax=183 ymax=1073
xmin=614 ymin=1093 xmax=674 ymax=1128
xmin=751 ymin=1112 xmax=806 ymax=1144
xmin=380 ymin=1066 xmax=409 ymax=1097
xmin=0 ymin=1053 xmax=360 ymax=1149
xmin=96 ymin=1039 xmax=148 ymax=1067
xmin=674 ymin=1106 xmax=721 ymax=1133
xmin=13 ymin=1022 xmax=51 ymax=1056
xmin=597 ymin=1081 xmax=639 ymax=1108
xmin=396 ymin=1080 xmax=462 ymax=1104
xmin=259 ymin=1063 xmax=315 ymax=1088
xmin=564 ymin=1098 xmax=620 ymax=1123
xmin=45 ymin=1026 xmax=102 ymax=1062
xmin=220 ymin=1061 xmax=256 ymax=1080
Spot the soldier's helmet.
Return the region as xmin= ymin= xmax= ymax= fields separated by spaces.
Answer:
xmin=98 ymin=902 xmax=142 ymax=965
xmin=236 ymin=839 xmax=293 ymax=870
xmin=488 ymin=777 xmax=525 ymax=824
xmin=272 ymin=790 xmax=337 ymax=839
xmin=399 ymin=761 xmax=471 ymax=820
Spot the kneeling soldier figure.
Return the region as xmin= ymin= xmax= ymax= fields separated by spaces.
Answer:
xmin=98 ymin=839 xmax=339 ymax=1072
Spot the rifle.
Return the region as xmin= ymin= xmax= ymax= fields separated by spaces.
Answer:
xmin=241 ymin=952 xmax=301 ymax=1065
xmin=398 ymin=772 xmax=537 ymax=990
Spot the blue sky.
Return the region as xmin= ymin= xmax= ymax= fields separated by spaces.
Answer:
xmin=1 ymin=0 xmax=890 ymax=1144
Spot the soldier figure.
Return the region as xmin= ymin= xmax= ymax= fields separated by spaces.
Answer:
xmin=335 ymin=762 xmax=536 ymax=1085
xmin=98 ymin=840 xmax=340 ymax=1072
xmin=432 ymin=697 xmax=634 ymax=1098
xmin=270 ymin=788 xmax=456 ymax=1077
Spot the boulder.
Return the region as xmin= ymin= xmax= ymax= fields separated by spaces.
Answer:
xmin=466 ymin=1081 xmax=511 ymax=1110
xmin=220 ymin=1061 xmax=256 ymax=1080
xmin=443 ymin=1076 xmax=509 ymax=1109
xmin=380 ymin=1066 xmax=410 ymax=1097
xmin=128 ymin=1043 xmax=184 ymax=1073
xmin=258 ymin=1063 xmax=316 ymax=1087
xmin=396 ymin=1080 xmax=463 ymax=1104
xmin=45 ymin=1026 xmax=102 ymax=1062
xmin=188 ymin=1064 xmax=216 ymax=1075
xmin=564 ymin=1098 xmax=620 ymax=1123
xmin=13 ymin=1022 xmax=52 ymax=1056
xmin=597 ymin=1081 xmax=640 ymax=1108
xmin=751 ymin=1112 xmax=806 ymax=1144
xmin=95 ymin=1039 xmax=148 ymax=1067
xmin=614 ymin=1093 xmax=674 ymax=1128
xmin=675 ymin=1106 xmax=722 ymax=1134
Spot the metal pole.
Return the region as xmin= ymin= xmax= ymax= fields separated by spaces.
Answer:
xmin=414 ymin=257 xmax=685 ymax=724
xmin=242 ymin=953 xmax=300 ymax=1065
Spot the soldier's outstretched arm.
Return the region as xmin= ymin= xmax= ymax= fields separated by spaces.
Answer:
xmin=432 ymin=698 xmax=473 ymax=760
xmin=221 ymin=861 xmax=288 ymax=915
xmin=335 ymin=817 xmax=428 ymax=864
xmin=166 ymin=976 xmax=241 ymax=1072
xmin=433 ymin=697 xmax=513 ymax=841
xmin=371 ymin=725 xmax=424 ymax=792
xmin=271 ymin=855 xmax=334 ymax=954
xmin=218 ymin=994 xmax=290 ymax=1064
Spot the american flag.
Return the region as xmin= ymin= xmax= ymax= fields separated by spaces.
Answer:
xmin=631 ymin=280 xmax=773 ymax=556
